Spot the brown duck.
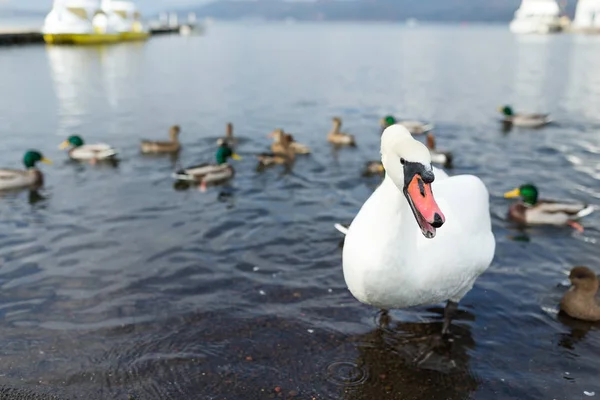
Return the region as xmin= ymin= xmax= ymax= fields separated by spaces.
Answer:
xmin=258 ymin=132 xmax=295 ymax=167
xmin=560 ymin=266 xmax=600 ymax=322
xmin=141 ymin=125 xmax=181 ymax=153
xmin=217 ymin=122 xmax=237 ymax=148
xmin=327 ymin=117 xmax=356 ymax=146
xmin=269 ymin=129 xmax=310 ymax=155
xmin=426 ymin=133 xmax=453 ymax=169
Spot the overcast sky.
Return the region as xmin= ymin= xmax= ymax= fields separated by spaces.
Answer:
xmin=0 ymin=0 xmax=213 ymax=13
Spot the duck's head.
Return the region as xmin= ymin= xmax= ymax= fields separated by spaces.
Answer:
xmin=504 ymin=183 xmax=538 ymax=206
xmin=332 ymin=117 xmax=342 ymax=127
xmin=381 ymin=125 xmax=446 ymax=239
xmin=380 ymin=115 xmax=397 ymax=128
xmin=169 ymin=125 xmax=181 ymax=139
xmin=23 ymin=150 xmax=52 ymax=169
xmin=59 ymin=135 xmax=84 ymax=149
xmin=216 ymin=143 xmax=241 ymax=164
xmin=498 ymin=105 xmax=514 ymax=116
xmin=268 ymin=128 xmax=284 ymax=141
xmin=568 ymin=266 xmax=599 ymax=293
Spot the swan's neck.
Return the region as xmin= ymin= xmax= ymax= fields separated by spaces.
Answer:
xmin=378 ymin=175 xmax=419 ymax=240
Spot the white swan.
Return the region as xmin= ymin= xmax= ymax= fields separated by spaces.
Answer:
xmin=341 ymin=125 xmax=495 ymax=334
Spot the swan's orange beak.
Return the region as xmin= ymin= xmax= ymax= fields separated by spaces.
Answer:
xmin=405 ymin=175 xmax=445 ymax=238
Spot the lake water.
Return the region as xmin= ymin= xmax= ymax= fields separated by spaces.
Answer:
xmin=0 ymin=22 xmax=599 ymax=399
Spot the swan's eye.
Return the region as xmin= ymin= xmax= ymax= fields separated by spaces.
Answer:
xmin=400 ymin=158 xmax=405 ymax=165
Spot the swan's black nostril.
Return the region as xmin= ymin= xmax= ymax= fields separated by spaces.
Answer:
xmin=432 ymin=213 xmax=444 ymax=228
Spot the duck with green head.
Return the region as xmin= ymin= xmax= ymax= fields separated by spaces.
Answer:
xmin=504 ymin=183 xmax=595 ymax=232
xmin=172 ymin=143 xmax=241 ymax=191
xmin=498 ymin=105 xmax=551 ymax=128
xmin=0 ymin=150 xmax=52 ymax=191
xmin=379 ymin=114 xmax=434 ymax=135
xmin=59 ymin=135 xmax=117 ymax=163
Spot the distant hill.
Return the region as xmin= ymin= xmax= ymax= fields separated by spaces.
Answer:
xmin=0 ymin=8 xmax=46 ymax=18
xmin=190 ymin=0 xmax=577 ymax=22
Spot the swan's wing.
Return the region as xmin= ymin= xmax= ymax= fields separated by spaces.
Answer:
xmin=433 ymin=174 xmax=493 ymax=236
xmin=433 ymin=166 xmax=449 ymax=180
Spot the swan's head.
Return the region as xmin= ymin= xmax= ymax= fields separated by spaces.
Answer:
xmin=381 ymin=125 xmax=445 ymax=238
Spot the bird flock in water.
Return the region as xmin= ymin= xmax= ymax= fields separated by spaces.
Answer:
xmin=2 ymin=105 xmax=598 ymax=341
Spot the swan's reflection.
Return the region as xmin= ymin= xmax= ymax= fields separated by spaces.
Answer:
xmin=336 ymin=308 xmax=478 ymax=400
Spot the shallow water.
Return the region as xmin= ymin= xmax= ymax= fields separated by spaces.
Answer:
xmin=0 ymin=23 xmax=599 ymax=399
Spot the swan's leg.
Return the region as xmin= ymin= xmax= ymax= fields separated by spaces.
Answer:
xmin=442 ymin=300 xmax=458 ymax=336
xmin=377 ymin=309 xmax=391 ymax=329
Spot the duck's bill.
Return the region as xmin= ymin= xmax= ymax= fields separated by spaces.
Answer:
xmin=59 ymin=140 xmax=70 ymax=150
xmin=504 ymin=188 xmax=520 ymax=198
xmin=404 ymin=175 xmax=445 ymax=239
xmin=231 ymin=153 xmax=242 ymax=160
xmin=41 ymin=157 xmax=52 ymax=164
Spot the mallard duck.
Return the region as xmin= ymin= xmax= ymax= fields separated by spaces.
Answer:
xmin=0 ymin=150 xmax=52 ymax=191
xmin=560 ymin=266 xmax=600 ymax=322
xmin=341 ymin=124 xmax=495 ymax=336
xmin=59 ymin=135 xmax=117 ymax=163
xmin=498 ymin=105 xmax=551 ymax=128
xmin=504 ymin=184 xmax=595 ymax=232
xmin=328 ymin=117 xmax=356 ymax=146
xmin=216 ymin=123 xmax=238 ymax=148
xmin=426 ymin=133 xmax=453 ymax=168
xmin=140 ymin=125 xmax=181 ymax=153
xmin=258 ymin=132 xmax=295 ymax=167
xmin=172 ymin=143 xmax=241 ymax=191
xmin=380 ymin=115 xmax=434 ymax=135
xmin=269 ymin=129 xmax=311 ymax=155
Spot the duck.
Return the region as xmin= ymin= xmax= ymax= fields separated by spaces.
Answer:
xmin=140 ymin=125 xmax=181 ymax=153
xmin=503 ymin=184 xmax=595 ymax=232
xmin=426 ymin=133 xmax=453 ymax=169
xmin=341 ymin=124 xmax=495 ymax=336
xmin=172 ymin=143 xmax=241 ymax=191
xmin=269 ymin=129 xmax=311 ymax=155
xmin=0 ymin=150 xmax=52 ymax=191
xmin=498 ymin=105 xmax=551 ymax=128
xmin=59 ymin=135 xmax=117 ymax=163
xmin=380 ymin=115 xmax=434 ymax=135
xmin=258 ymin=131 xmax=296 ymax=167
xmin=560 ymin=266 xmax=600 ymax=322
xmin=328 ymin=117 xmax=356 ymax=146
xmin=362 ymin=161 xmax=385 ymax=177
xmin=216 ymin=122 xmax=238 ymax=148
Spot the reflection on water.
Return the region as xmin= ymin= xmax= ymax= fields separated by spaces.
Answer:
xmin=342 ymin=319 xmax=477 ymax=400
xmin=0 ymin=23 xmax=599 ymax=399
